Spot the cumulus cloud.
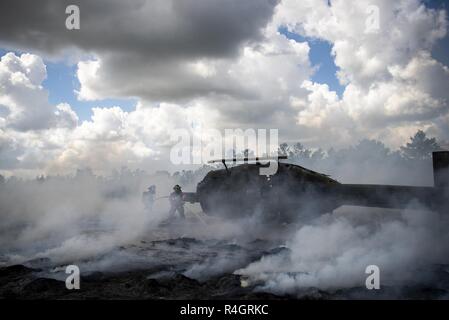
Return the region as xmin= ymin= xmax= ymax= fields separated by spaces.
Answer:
xmin=48 ymin=102 xmax=219 ymax=174
xmin=0 ymin=53 xmax=223 ymax=176
xmin=0 ymin=53 xmax=81 ymax=174
xmin=0 ymin=53 xmax=77 ymax=131
xmin=273 ymin=0 xmax=449 ymax=147
xmin=0 ymin=0 xmax=283 ymax=109
xmin=71 ymin=0 xmax=449 ymax=147
xmin=0 ymin=0 xmax=448 ymax=175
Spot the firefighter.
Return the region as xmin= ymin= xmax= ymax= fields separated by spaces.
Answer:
xmin=142 ymin=185 xmax=156 ymax=213
xmin=169 ymin=184 xmax=185 ymax=219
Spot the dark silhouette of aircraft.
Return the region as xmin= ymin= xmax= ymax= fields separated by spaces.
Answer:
xmin=182 ymin=151 xmax=449 ymax=222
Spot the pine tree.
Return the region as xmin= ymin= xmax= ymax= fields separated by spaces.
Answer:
xmin=400 ymin=130 xmax=440 ymax=160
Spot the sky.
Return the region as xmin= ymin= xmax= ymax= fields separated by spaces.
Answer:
xmin=0 ymin=0 xmax=448 ymax=177
xmin=279 ymin=27 xmax=346 ymax=97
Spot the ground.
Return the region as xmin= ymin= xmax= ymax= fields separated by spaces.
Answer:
xmin=1 ymin=216 xmax=449 ymax=299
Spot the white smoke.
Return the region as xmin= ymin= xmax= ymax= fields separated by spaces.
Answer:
xmin=235 ymin=204 xmax=449 ymax=294
xmin=1 ymin=149 xmax=448 ymax=299
xmin=0 ymin=171 xmax=180 ymax=267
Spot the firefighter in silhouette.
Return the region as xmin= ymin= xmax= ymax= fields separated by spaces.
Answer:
xmin=142 ymin=185 xmax=156 ymax=213
xmin=169 ymin=185 xmax=185 ymax=219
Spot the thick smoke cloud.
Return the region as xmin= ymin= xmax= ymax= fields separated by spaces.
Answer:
xmin=231 ymin=142 xmax=449 ymax=295
xmin=0 ymin=141 xmax=448 ymax=299
xmin=0 ymin=169 xmax=185 ymax=266
xmin=236 ymin=206 xmax=449 ymax=294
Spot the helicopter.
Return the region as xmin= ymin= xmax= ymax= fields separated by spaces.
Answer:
xmin=181 ymin=151 xmax=449 ymax=222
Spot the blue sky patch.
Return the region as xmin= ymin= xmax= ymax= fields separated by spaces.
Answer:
xmin=279 ymin=26 xmax=346 ymax=97
xmin=44 ymin=61 xmax=137 ymax=121
xmin=0 ymin=48 xmax=137 ymax=122
xmin=425 ymin=0 xmax=449 ymax=67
